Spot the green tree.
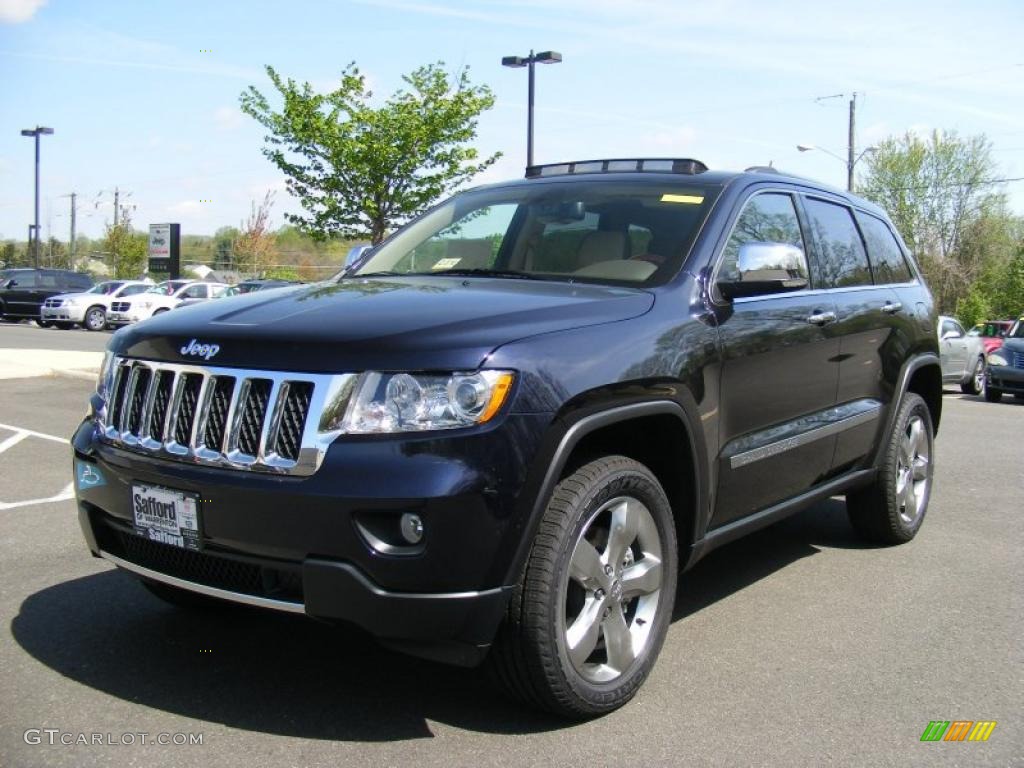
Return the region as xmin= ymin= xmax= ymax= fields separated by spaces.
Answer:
xmin=102 ymin=224 xmax=148 ymax=278
xmin=859 ymin=130 xmax=1008 ymax=313
xmin=213 ymin=226 xmax=240 ymax=269
xmin=233 ymin=191 xmax=277 ymax=276
xmin=0 ymin=241 xmax=15 ymax=268
xmin=240 ymin=62 xmax=500 ymax=244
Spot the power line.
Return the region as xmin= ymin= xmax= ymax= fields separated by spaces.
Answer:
xmin=886 ymin=176 xmax=1024 ymax=192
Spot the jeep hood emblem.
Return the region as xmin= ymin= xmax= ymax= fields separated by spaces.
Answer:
xmin=180 ymin=338 xmax=220 ymax=361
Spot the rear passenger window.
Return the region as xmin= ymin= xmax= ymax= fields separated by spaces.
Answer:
xmin=720 ymin=193 xmax=806 ymax=282
xmin=804 ymin=199 xmax=873 ymax=288
xmin=855 ymin=212 xmax=913 ymax=284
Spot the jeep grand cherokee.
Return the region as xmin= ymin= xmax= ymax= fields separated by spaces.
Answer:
xmin=73 ymin=158 xmax=941 ymax=718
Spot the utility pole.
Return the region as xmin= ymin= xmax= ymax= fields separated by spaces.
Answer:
xmin=69 ymin=192 xmax=77 ymax=266
xmin=847 ymin=93 xmax=857 ymax=193
xmin=113 ymin=186 xmax=120 ymax=227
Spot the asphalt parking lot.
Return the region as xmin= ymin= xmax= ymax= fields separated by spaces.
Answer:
xmin=0 ymin=344 xmax=1020 ymax=767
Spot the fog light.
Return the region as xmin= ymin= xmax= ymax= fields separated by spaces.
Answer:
xmin=400 ymin=513 xmax=424 ymax=544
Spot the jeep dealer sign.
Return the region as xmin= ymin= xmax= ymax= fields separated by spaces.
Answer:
xmin=148 ymin=223 xmax=181 ymax=277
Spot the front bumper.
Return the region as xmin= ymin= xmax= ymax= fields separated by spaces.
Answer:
xmin=42 ymin=305 xmax=86 ymax=323
xmin=73 ymin=412 xmax=550 ymax=665
xmin=987 ymin=364 xmax=1024 ymax=394
xmin=107 ymin=310 xmax=145 ymax=325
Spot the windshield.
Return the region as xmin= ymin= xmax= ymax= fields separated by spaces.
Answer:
xmin=146 ymin=280 xmax=189 ymax=295
xmin=1011 ymin=319 xmax=1024 ymax=338
xmin=87 ymin=281 xmax=122 ymax=295
xmin=353 ymin=180 xmax=718 ymax=286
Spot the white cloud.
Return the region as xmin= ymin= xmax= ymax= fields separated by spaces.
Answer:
xmin=168 ymin=200 xmax=201 ymax=215
xmin=213 ymin=106 xmax=243 ymax=131
xmin=0 ymin=0 xmax=46 ymax=24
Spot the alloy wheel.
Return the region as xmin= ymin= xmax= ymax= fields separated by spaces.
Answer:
xmin=560 ymin=496 xmax=663 ymax=684
xmin=895 ymin=415 xmax=930 ymax=526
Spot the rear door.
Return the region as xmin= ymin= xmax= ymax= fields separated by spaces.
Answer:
xmin=801 ymin=197 xmax=901 ymax=470
xmin=711 ymin=189 xmax=841 ymax=527
xmin=6 ymin=270 xmax=41 ymax=315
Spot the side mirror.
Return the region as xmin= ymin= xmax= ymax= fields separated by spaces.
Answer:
xmin=940 ymin=330 xmax=962 ymax=341
xmin=6 ymin=280 xmax=17 ymax=288
xmin=718 ymin=242 xmax=809 ymax=300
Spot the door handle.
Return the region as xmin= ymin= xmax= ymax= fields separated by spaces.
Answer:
xmin=806 ymin=311 xmax=837 ymax=326
xmin=881 ymin=301 xmax=903 ymax=314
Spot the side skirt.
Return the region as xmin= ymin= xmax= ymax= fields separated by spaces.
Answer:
xmin=683 ymin=468 xmax=876 ymax=570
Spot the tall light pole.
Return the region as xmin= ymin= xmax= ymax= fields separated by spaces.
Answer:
xmin=20 ymin=126 xmax=54 ymax=268
xmin=796 ymin=143 xmax=876 ymax=193
xmin=501 ymin=50 xmax=562 ymax=169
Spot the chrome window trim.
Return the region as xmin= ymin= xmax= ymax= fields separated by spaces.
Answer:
xmin=97 ymin=356 xmax=354 ymax=476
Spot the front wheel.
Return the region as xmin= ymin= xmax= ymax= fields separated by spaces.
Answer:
xmin=985 ymin=385 xmax=1003 ymax=403
xmin=487 ymin=455 xmax=677 ymax=718
xmin=961 ymin=356 xmax=984 ymax=395
xmin=84 ymin=306 xmax=107 ymax=332
xmin=846 ymin=392 xmax=934 ymax=544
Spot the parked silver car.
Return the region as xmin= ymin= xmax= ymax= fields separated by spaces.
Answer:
xmin=41 ymin=280 xmax=152 ymax=331
xmin=938 ymin=315 xmax=987 ymax=394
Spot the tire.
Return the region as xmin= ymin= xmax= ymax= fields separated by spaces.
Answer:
xmin=487 ymin=455 xmax=677 ymax=718
xmin=846 ymin=392 xmax=934 ymax=545
xmin=153 ymin=308 xmax=169 ymax=316
xmin=1015 ymin=394 xmax=1024 ymax=401
xmin=54 ymin=321 xmax=75 ymax=330
xmin=84 ymin=305 xmax=107 ymax=332
xmin=960 ymin=356 xmax=984 ymax=395
xmin=984 ymin=385 xmax=1003 ymax=403
xmin=140 ymin=579 xmax=220 ymax=610
xmin=37 ymin=319 xmax=54 ymax=328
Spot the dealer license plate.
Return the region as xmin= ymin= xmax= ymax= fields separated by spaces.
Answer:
xmin=131 ymin=484 xmax=201 ymax=551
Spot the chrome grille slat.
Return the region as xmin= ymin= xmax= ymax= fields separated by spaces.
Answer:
xmin=96 ymin=357 xmax=351 ymax=477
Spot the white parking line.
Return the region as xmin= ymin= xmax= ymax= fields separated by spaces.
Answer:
xmin=0 ymin=422 xmax=69 ymax=444
xmin=0 ymin=431 xmax=31 ymax=455
xmin=0 ymin=482 xmax=75 ymax=510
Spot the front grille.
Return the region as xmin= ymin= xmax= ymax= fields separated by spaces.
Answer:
xmin=44 ymin=298 xmax=63 ymax=308
xmin=111 ymin=301 xmax=130 ymax=312
xmin=1012 ymin=351 xmax=1024 ymax=370
xmin=101 ymin=358 xmax=348 ymax=475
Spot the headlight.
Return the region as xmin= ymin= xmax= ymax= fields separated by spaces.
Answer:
xmin=97 ymin=351 xmax=115 ymax=398
xmin=332 ymin=370 xmax=515 ymax=433
xmin=65 ymin=298 xmax=80 ymax=306
xmin=988 ymin=351 xmax=1009 ymax=367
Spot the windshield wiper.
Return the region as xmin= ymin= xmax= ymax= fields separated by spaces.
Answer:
xmin=424 ymin=268 xmax=541 ymax=280
xmin=350 ymin=270 xmax=404 ymax=278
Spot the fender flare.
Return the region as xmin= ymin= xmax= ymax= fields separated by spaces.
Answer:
xmin=503 ymin=399 xmax=706 ymax=586
xmin=873 ymin=352 xmax=942 ymax=467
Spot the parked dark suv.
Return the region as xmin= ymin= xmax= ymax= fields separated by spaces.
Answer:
xmin=0 ymin=268 xmax=93 ymax=323
xmin=73 ymin=159 xmax=941 ymax=718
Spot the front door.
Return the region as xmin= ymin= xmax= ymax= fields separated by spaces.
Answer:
xmin=711 ymin=191 xmax=840 ymax=528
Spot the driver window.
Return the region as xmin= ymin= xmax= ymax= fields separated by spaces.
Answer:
xmin=720 ymin=193 xmax=806 ymax=282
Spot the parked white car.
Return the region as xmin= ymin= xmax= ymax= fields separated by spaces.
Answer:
xmin=938 ymin=315 xmax=987 ymax=394
xmin=107 ymin=280 xmax=228 ymax=327
xmin=41 ymin=280 xmax=152 ymax=331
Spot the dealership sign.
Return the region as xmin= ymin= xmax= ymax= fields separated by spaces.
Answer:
xmin=148 ymin=223 xmax=181 ymax=277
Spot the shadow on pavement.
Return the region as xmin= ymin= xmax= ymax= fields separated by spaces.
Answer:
xmin=13 ymin=500 xmax=867 ymax=741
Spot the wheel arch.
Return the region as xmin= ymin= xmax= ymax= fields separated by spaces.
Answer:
xmin=876 ymin=354 xmax=942 ymax=470
xmin=505 ymin=399 xmax=706 ymax=588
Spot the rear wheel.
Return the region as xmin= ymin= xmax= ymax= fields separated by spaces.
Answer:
xmin=84 ymin=305 xmax=107 ymax=332
xmin=960 ymin=356 xmax=984 ymax=395
xmin=984 ymin=385 xmax=1003 ymax=403
xmin=846 ymin=392 xmax=934 ymax=544
xmin=487 ymin=455 xmax=677 ymax=718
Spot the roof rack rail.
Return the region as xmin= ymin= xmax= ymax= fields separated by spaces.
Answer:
xmin=526 ymin=158 xmax=709 ymax=179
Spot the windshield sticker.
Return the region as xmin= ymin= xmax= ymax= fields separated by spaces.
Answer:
xmin=660 ymin=193 xmax=705 ymax=204
xmin=431 ymin=258 xmax=462 ymax=270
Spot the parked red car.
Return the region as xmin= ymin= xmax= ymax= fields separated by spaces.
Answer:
xmin=967 ymin=320 xmax=1014 ymax=353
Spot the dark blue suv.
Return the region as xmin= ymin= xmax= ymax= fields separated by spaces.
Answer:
xmin=73 ymin=159 xmax=942 ymax=717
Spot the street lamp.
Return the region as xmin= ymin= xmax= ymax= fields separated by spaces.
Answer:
xmin=21 ymin=126 xmax=54 ymax=268
xmin=797 ymin=143 xmax=875 ymax=192
xmin=501 ymin=50 xmax=562 ymax=169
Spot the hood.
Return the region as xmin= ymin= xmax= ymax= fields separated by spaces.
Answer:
xmin=50 ymin=291 xmax=96 ymax=302
xmin=111 ymin=276 xmax=655 ymax=372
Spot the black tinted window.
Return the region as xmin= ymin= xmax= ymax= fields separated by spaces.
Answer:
xmin=720 ymin=193 xmax=806 ymax=282
xmin=856 ymin=212 xmax=912 ymax=283
xmin=9 ymin=271 xmax=38 ymax=288
xmin=804 ymin=199 xmax=872 ymax=288
xmin=69 ymin=274 xmax=93 ymax=290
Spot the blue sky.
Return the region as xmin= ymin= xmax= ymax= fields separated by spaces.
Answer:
xmin=1 ymin=0 xmax=1023 ymax=240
